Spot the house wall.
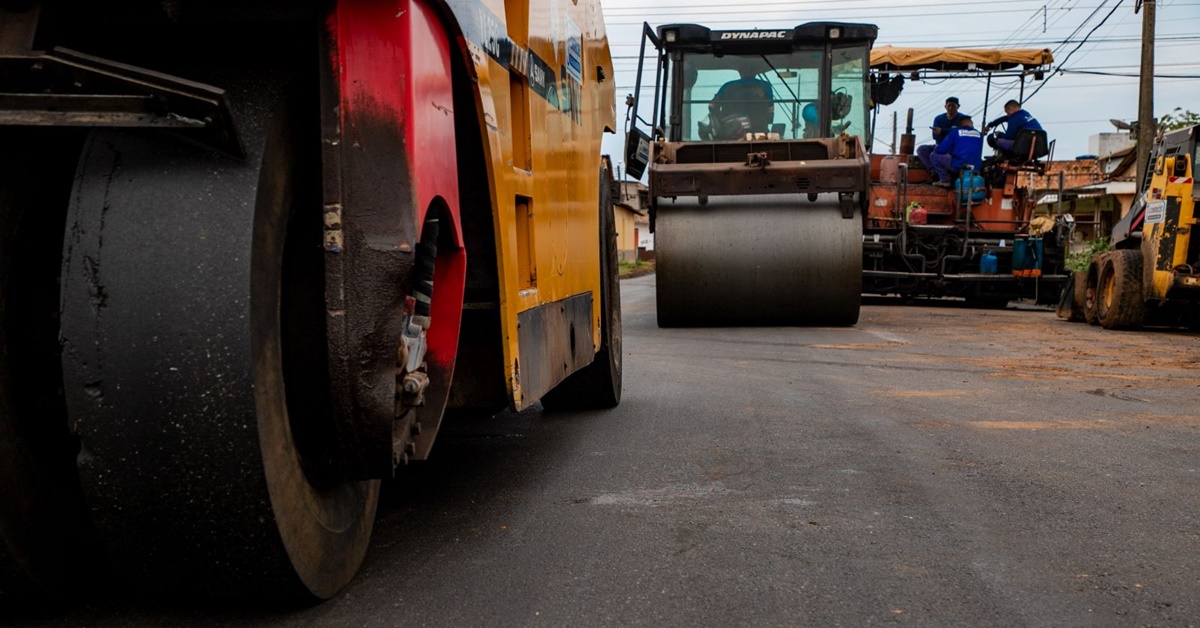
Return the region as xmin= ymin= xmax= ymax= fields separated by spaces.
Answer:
xmin=1035 ymin=193 xmax=1135 ymax=251
xmin=614 ymin=180 xmax=651 ymax=261
xmin=1089 ymin=133 xmax=1135 ymax=158
xmin=636 ymin=219 xmax=653 ymax=250
xmin=614 ymin=205 xmax=640 ymax=262
xmin=1030 ymin=143 xmax=1143 ymax=251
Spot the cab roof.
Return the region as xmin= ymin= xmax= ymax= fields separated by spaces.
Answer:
xmin=656 ymin=23 xmax=878 ymax=53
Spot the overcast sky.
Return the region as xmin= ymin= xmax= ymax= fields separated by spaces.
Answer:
xmin=599 ymin=0 xmax=1200 ymax=178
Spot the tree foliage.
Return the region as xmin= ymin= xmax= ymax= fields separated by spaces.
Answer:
xmin=1159 ymin=107 xmax=1200 ymax=132
xmin=1065 ymin=237 xmax=1111 ymax=274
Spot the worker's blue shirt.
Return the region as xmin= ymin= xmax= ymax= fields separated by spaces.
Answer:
xmin=989 ymin=109 xmax=1042 ymax=141
xmin=930 ymin=112 xmax=965 ymax=143
xmin=934 ymin=127 xmax=984 ymax=171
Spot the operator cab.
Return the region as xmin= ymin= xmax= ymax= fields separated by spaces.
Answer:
xmin=624 ymin=22 xmax=877 ymax=178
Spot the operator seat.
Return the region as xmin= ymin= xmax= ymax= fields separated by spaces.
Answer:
xmin=983 ymin=128 xmax=1052 ymax=185
xmin=1007 ymin=129 xmax=1050 ymax=166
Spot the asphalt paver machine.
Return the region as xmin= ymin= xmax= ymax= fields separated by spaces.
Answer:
xmin=864 ymin=46 xmax=1071 ymax=305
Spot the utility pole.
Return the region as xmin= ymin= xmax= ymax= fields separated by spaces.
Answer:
xmin=1136 ymin=0 xmax=1156 ymax=184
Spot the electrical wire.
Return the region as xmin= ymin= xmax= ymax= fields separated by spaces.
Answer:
xmin=1060 ymin=68 xmax=1200 ymax=77
xmin=607 ymin=0 xmax=1196 ymax=157
xmin=1023 ymin=0 xmax=1127 ymax=102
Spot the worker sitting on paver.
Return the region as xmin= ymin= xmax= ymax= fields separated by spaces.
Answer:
xmin=916 ymin=96 xmax=967 ymax=182
xmin=930 ymin=116 xmax=983 ymax=188
xmin=984 ymin=99 xmax=1043 ymax=157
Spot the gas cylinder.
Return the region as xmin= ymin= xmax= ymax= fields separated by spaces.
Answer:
xmin=980 ymin=250 xmax=999 ymax=274
xmin=1029 ymin=236 xmax=1043 ymax=277
xmin=1012 ymin=236 xmax=1028 ymax=277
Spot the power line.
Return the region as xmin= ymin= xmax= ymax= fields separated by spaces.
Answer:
xmin=605 ymin=7 xmax=1125 ymax=25
xmin=977 ymin=0 xmax=1092 ymax=50
xmin=963 ymin=0 xmax=1117 ymax=119
xmin=1060 ymin=68 xmax=1200 ymax=78
xmin=1024 ymin=0 xmax=1126 ymax=102
xmin=605 ymin=0 xmax=1063 ymax=9
xmin=607 ymin=32 xmax=1200 ymax=49
xmin=1067 ymin=60 xmax=1200 ymax=69
xmin=607 ymin=0 xmax=1196 ymax=155
xmin=892 ymin=0 xmax=1100 ymax=116
xmin=602 ymin=0 xmax=1199 ymax=15
xmin=604 ymin=4 xmax=1197 ymax=25
xmin=908 ymin=0 xmax=1081 ymax=113
xmin=1041 ymin=2 xmax=1136 ymax=71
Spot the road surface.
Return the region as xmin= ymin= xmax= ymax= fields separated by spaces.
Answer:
xmin=6 ymin=274 xmax=1200 ymax=626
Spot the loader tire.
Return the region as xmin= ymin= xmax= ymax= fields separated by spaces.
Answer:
xmin=541 ymin=168 xmax=622 ymax=410
xmin=1097 ymin=249 xmax=1146 ymax=330
xmin=1056 ymin=272 xmax=1085 ymax=321
xmin=1055 ymin=274 xmax=1076 ymax=320
xmin=1083 ymin=256 xmax=1104 ymax=326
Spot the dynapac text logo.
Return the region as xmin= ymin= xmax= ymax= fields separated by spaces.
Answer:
xmin=719 ymin=31 xmax=790 ymax=40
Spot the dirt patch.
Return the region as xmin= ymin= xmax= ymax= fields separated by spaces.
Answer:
xmin=1131 ymin=413 xmax=1200 ymax=426
xmin=970 ymin=420 xmax=1116 ymax=431
xmin=881 ymin=390 xmax=972 ymax=398
xmin=810 ymin=342 xmax=907 ymax=350
xmin=885 ymin=310 xmax=1198 ymax=388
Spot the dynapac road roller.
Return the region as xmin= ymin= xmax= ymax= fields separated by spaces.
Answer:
xmin=625 ymin=22 xmax=874 ymax=327
xmin=0 ymin=0 xmax=619 ymax=601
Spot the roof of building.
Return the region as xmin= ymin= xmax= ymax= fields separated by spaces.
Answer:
xmin=614 ymin=201 xmax=647 ymax=217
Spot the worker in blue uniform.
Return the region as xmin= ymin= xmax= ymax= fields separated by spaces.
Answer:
xmin=984 ymin=99 xmax=1042 ymax=155
xmin=916 ymin=96 xmax=967 ymax=182
xmin=929 ymin=116 xmax=983 ymax=187
xmin=709 ymin=64 xmax=775 ymax=138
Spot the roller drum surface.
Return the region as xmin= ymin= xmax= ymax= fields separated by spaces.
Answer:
xmin=655 ymin=194 xmax=862 ymax=326
xmin=59 ymin=76 xmax=377 ymax=599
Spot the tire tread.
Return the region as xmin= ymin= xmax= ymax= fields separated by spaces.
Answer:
xmin=1097 ymin=249 xmax=1146 ymax=329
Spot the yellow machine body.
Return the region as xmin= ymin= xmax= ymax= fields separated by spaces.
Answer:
xmin=0 ymin=0 xmax=620 ymax=600
xmin=472 ymin=0 xmax=616 ymax=406
xmin=1142 ymin=153 xmax=1198 ymax=301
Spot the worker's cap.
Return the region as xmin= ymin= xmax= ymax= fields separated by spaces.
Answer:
xmin=945 ymin=96 xmax=960 ymax=105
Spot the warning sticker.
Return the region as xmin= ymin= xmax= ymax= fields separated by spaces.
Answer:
xmin=1145 ymin=200 xmax=1166 ymax=224
xmin=636 ymin=135 xmax=650 ymax=163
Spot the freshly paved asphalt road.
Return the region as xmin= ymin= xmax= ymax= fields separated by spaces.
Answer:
xmin=8 ymin=274 xmax=1200 ymax=626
